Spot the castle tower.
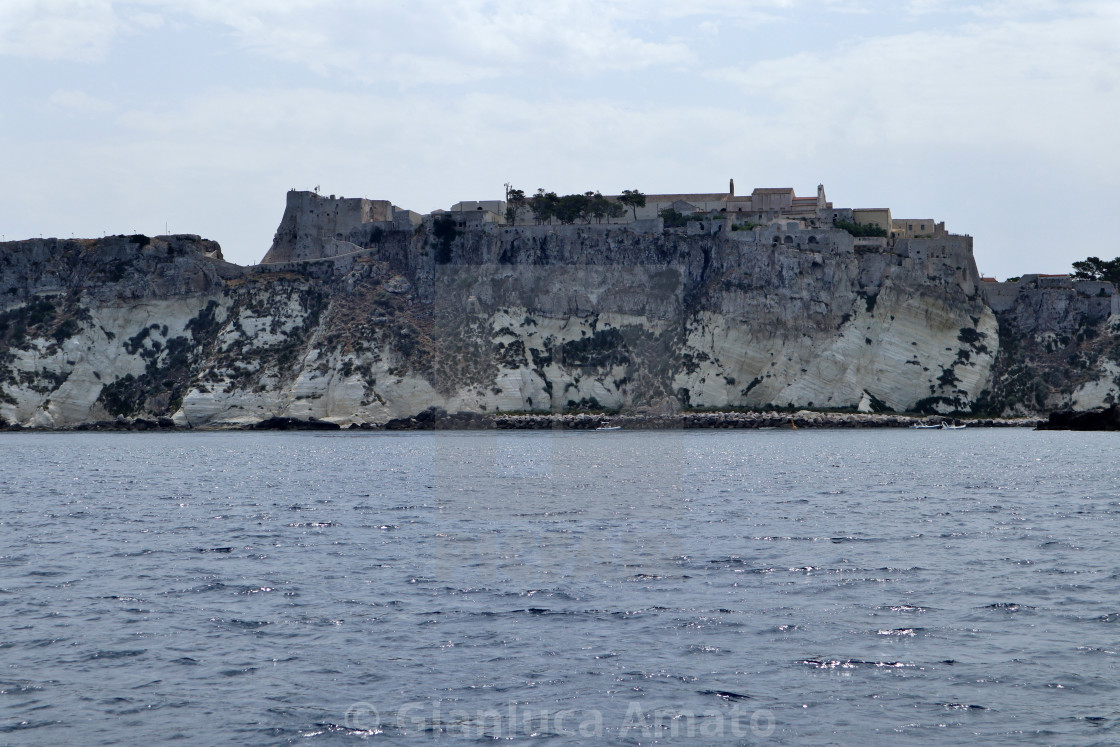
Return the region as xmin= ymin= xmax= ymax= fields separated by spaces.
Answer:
xmin=729 ymin=178 xmax=735 ymax=197
xmin=817 ymin=184 xmax=826 ymax=209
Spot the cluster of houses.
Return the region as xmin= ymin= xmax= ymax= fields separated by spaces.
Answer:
xmin=267 ymin=184 xmax=993 ymax=283
xmin=293 ymin=181 xmax=950 ymax=244
xmin=434 ymin=182 xmax=948 ymax=241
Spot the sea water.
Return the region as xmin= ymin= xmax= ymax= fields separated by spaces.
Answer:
xmin=1 ymin=428 xmax=1119 ymax=744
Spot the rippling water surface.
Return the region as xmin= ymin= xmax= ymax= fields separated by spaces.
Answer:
xmin=2 ymin=428 xmax=1120 ymax=744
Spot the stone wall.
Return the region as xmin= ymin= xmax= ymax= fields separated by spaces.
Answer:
xmin=980 ymin=281 xmax=1019 ymax=312
xmin=262 ymin=190 xmax=394 ymax=264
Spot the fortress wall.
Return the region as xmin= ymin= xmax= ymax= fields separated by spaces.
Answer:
xmin=734 ymin=225 xmax=853 ymax=253
xmin=326 ymin=196 xmax=393 ymax=234
xmin=632 ymin=198 xmax=728 ymax=221
xmin=895 ymin=235 xmax=973 ymax=263
xmin=894 ymin=235 xmax=978 ymax=297
xmin=983 ymin=278 xmax=1117 ymax=321
xmin=393 ymin=210 xmax=423 ymax=229
xmin=1074 ymin=280 xmax=1113 ymax=297
xmin=981 ymin=282 xmax=1019 ymax=312
xmin=1038 ymin=276 xmax=1074 ymax=289
xmin=264 ymin=191 xmax=394 ymax=263
xmin=685 ymin=219 xmax=730 ymax=235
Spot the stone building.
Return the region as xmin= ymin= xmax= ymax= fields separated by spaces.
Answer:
xmin=262 ymin=190 xmax=417 ymax=264
xmin=851 ymin=208 xmax=892 ymax=232
xmin=891 ymin=218 xmax=944 ymax=239
xmin=626 ymin=183 xmax=833 ymax=225
xmin=443 ymin=182 xmax=955 ymax=243
xmin=268 ymin=183 xmax=963 ymax=269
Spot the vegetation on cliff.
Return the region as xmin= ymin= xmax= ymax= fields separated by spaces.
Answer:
xmin=1070 ymin=255 xmax=1120 ymax=284
xmin=832 ymin=219 xmax=888 ymax=238
xmin=513 ymin=187 xmax=637 ymax=225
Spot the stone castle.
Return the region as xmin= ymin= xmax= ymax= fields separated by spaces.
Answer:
xmin=437 ymin=182 xmax=944 ymax=236
xmin=263 ymin=182 xmax=963 ymax=264
xmin=261 ymin=182 xmax=1119 ymax=322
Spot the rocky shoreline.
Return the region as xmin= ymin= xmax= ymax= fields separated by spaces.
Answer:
xmin=1 ymin=409 xmax=1041 ymax=432
xmin=388 ymin=408 xmax=1040 ymax=431
xmin=490 ymin=412 xmax=1040 ymax=431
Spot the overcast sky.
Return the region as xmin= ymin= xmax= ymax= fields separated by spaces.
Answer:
xmin=1 ymin=0 xmax=1117 ymax=277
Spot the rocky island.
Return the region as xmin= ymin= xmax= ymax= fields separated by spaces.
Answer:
xmin=1 ymin=183 xmax=1116 ymax=429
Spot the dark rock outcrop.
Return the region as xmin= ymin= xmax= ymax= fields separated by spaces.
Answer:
xmin=382 ymin=407 xmax=496 ymax=430
xmin=1037 ymin=405 xmax=1120 ymax=431
xmin=252 ymin=417 xmax=341 ymax=431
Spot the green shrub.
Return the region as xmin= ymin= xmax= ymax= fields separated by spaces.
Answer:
xmin=834 ymin=219 xmax=887 ymax=238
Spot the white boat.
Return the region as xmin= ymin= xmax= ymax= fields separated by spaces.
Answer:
xmin=942 ymin=423 xmax=966 ymax=430
xmin=910 ymin=423 xmax=942 ymax=429
xmin=595 ymin=422 xmax=621 ymax=431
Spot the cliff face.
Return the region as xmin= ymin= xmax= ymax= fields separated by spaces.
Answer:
xmin=0 ymin=205 xmax=1013 ymax=427
xmin=0 ymin=235 xmax=239 ymax=427
xmin=979 ymin=284 xmax=1120 ymax=415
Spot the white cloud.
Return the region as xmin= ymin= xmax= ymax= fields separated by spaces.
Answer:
xmin=316 ymin=2 xmax=692 ymax=80
xmin=102 ymin=0 xmax=698 ymax=83
xmin=0 ymin=0 xmax=802 ymax=79
xmin=715 ymin=6 xmax=1120 ymax=168
xmin=0 ymin=0 xmax=120 ymax=61
xmin=49 ymin=89 xmax=115 ymax=113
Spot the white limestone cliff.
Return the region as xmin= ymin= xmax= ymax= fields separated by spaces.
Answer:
xmin=0 ymin=202 xmax=1111 ymax=428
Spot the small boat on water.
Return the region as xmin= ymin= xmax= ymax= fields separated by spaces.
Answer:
xmin=910 ymin=422 xmax=966 ymax=430
xmin=910 ymin=423 xmax=942 ymax=429
xmin=942 ymin=423 xmax=966 ymax=430
xmin=595 ymin=422 xmax=621 ymax=431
